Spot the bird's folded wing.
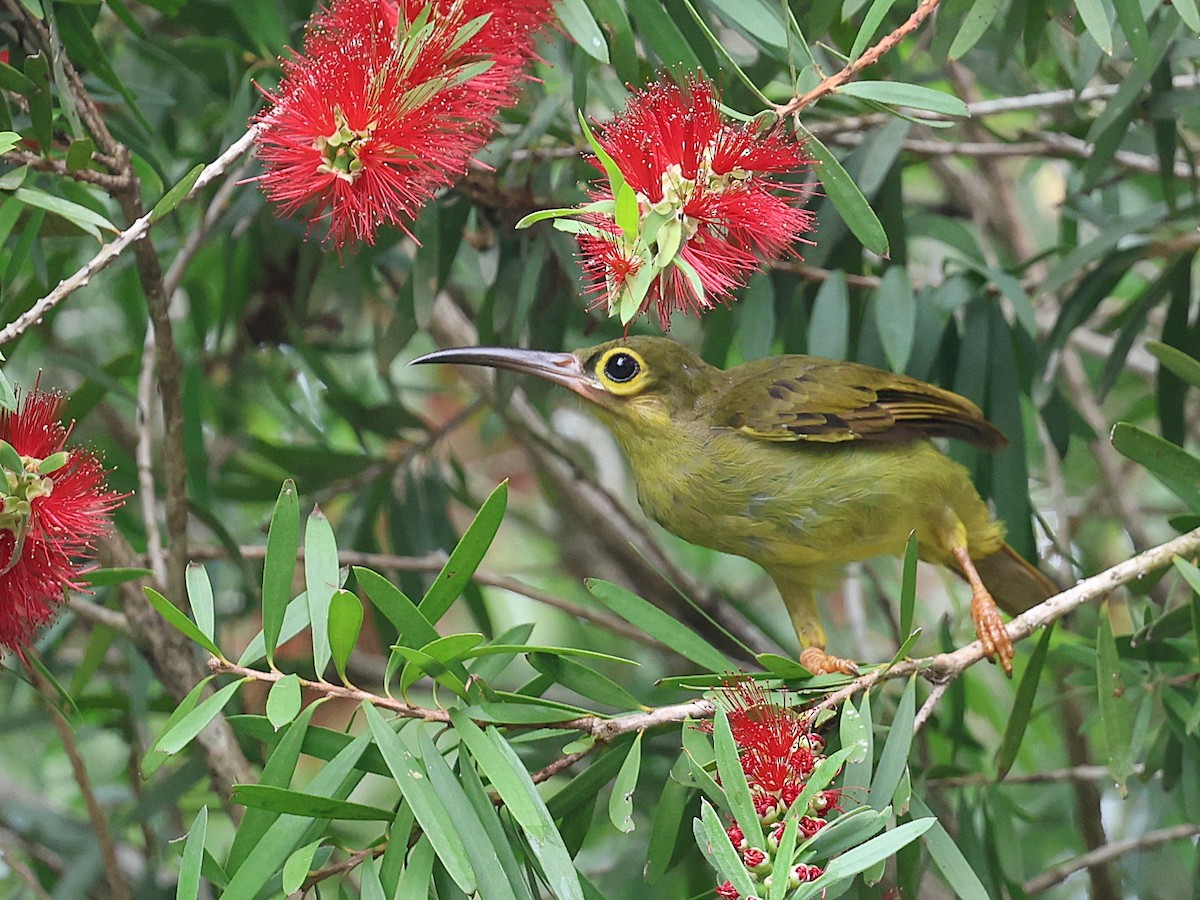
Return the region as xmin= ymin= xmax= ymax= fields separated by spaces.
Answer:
xmin=711 ymin=357 xmax=1007 ymax=451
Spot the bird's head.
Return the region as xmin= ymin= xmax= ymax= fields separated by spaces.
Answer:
xmin=410 ymin=335 xmax=718 ymax=432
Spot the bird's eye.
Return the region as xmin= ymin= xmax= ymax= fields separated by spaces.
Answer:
xmin=604 ymin=352 xmax=640 ymax=383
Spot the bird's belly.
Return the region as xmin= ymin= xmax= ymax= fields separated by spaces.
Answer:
xmin=632 ymin=438 xmax=951 ymax=570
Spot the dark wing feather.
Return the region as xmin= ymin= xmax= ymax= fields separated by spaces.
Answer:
xmin=710 ymin=357 xmax=1007 ymax=451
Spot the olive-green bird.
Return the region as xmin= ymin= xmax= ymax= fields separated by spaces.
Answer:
xmin=411 ymin=336 xmax=1055 ymax=675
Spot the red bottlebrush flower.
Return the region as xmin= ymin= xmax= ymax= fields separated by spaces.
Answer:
xmin=791 ymin=864 xmax=824 ymax=885
xmin=742 ymin=846 xmax=768 ymax=871
xmin=715 ymin=881 xmax=740 ymax=900
xmin=0 ymin=388 xmax=124 ymax=657
xmin=577 ymin=75 xmax=815 ymax=328
xmin=721 ymin=680 xmax=818 ymax=796
xmin=254 ymin=0 xmax=553 ymax=248
xmin=726 ymin=822 xmax=746 ymax=849
xmin=799 ymin=816 xmax=826 ymax=839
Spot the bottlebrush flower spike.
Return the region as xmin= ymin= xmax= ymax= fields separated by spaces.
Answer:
xmin=557 ymin=75 xmax=815 ymax=328
xmin=254 ymin=0 xmax=553 ymax=248
xmin=0 ymin=388 xmax=124 ymax=658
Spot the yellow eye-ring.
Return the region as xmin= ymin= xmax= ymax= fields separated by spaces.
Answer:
xmin=596 ymin=348 xmax=648 ymax=395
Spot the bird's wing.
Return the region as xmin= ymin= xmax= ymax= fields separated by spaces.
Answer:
xmin=710 ymin=357 xmax=1007 ymax=450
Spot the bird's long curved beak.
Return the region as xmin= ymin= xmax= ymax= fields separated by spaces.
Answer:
xmin=409 ymin=346 xmax=598 ymax=399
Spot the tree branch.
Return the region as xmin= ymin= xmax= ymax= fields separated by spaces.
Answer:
xmin=1024 ymin=823 xmax=1200 ymax=895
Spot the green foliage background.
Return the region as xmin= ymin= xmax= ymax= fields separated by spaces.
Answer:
xmin=1 ymin=0 xmax=1200 ymax=898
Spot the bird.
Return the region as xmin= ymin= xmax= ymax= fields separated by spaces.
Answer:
xmin=411 ymin=335 xmax=1056 ymax=675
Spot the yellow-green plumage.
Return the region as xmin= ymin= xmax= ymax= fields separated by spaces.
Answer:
xmin=413 ymin=335 xmax=1055 ymax=674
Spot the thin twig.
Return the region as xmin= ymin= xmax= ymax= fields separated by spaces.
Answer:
xmin=1023 ymin=823 xmax=1200 ymax=895
xmin=930 ymin=763 xmax=1146 ymax=788
xmin=777 ymin=0 xmax=943 ymax=116
xmin=29 ymin=663 xmax=132 ymax=900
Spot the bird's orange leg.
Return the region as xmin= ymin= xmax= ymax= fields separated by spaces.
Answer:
xmin=951 ymin=545 xmax=1015 ymax=676
xmin=782 ymin=584 xmax=859 ymax=676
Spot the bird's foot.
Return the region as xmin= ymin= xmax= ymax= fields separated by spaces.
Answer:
xmin=970 ymin=587 xmax=1014 ymax=676
xmin=799 ymin=646 xmax=860 ymax=676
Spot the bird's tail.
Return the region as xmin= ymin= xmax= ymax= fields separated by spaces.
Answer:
xmin=967 ymin=542 xmax=1058 ymax=616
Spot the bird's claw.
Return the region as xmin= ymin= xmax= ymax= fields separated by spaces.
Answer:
xmin=971 ymin=589 xmax=1014 ymax=676
xmin=800 ymin=646 xmax=860 ymax=676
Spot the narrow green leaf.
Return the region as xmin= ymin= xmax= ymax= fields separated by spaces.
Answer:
xmin=1147 ymin=340 xmax=1200 ymax=389
xmin=695 ymin=799 xmax=757 ymax=896
xmin=527 ymin=652 xmax=646 ymax=710
xmin=869 ymin=677 xmax=916 ymax=810
xmin=12 ymin=187 xmax=116 ymax=238
xmin=281 ymin=840 xmax=323 ymax=894
xmin=585 ymin=579 xmax=729 ymax=672
xmin=149 ymin=163 xmax=204 ymax=222
xmin=304 ymin=504 xmax=339 ymax=677
xmin=450 ymin=710 xmax=584 ymax=900
xmin=391 ymin=644 xmax=471 ymax=698
xmin=802 ymin=805 xmax=888 ymax=859
xmin=801 ymin=818 xmax=935 ymax=898
xmin=1173 ymin=0 xmax=1200 ymax=31
xmin=840 ymin=693 xmax=873 ymax=791
xmin=768 ymin=815 xmax=798 ymax=900
xmin=360 ymin=857 xmax=387 ymax=900
xmin=354 ymin=567 xmax=440 ymax=647
xmin=144 ymin=587 xmax=223 ymax=659
xmin=419 ymin=481 xmax=507 ymax=624
xmin=177 ymin=806 xmax=208 ymax=900
xmin=397 ymin=838 xmax=436 ymax=898
xmin=515 ymin=200 xmax=614 ymax=229
xmin=231 ymin=784 xmax=392 ymax=820
xmin=995 ymin=622 xmax=1055 ymax=779
xmin=262 ymin=480 xmax=300 ymax=667
xmin=328 ymin=590 xmax=363 ymax=685
xmin=142 ymin=677 xmax=213 ymax=778
xmin=645 ymin=754 xmax=693 ymax=883
xmin=155 ymin=678 xmax=246 ymax=755
xmin=398 ymin=633 xmax=483 ymax=693
xmin=838 ymin=81 xmax=969 ymax=117
xmin=605 ymin=731 xmax=642 ymax=834
xmin=458 ymin=752 xmax=536 ymax=900
xmin=186 ymin=563 xmax=215 ymax=642
xmin=899 ymin=533 xmax=918 ymax=639
xmin=713 ymin=706 xmax=766 ymax=849
xmin=948 ymin=0 xmax=1004 ymax=59
xmin=1097 ymin=610 xmax=1135 ymax=796
xmin=1111 ymin=422 xmax=1200 ymax=509
xmin=0 ymin=62 xmax=36 ymax=95
xmin=849 ymin=0 xmax=901 ymax=60
xmin=266 ymin=673 xmax=302 ymax=731
xmin=554 ymin=0 xmax=609 ymax=61
xmin=1112 ymin=0 xmax=1150 ymax=60
xmin=236 ymin=594 xmax=310 ymax=667
xmin=876 ymin=266 xmax=916 ymax=373
xmin=802 ymin=131 xmax=889 ymax=256
xmin=909 ymin=795 xmax=990 ymax=900
xmin=363 ymin=704 xmax=477 ymax=893
xmin=65 ymin=137 xmax=94 ymax=173
xmin=1075 ymin=0 xmax=1113 ymax=52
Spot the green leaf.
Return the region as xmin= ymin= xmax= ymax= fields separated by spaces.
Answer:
xmin=527 ymin=651 xmax=646 ymax=710
xmin=554 ymin=0 xmax=609 ymax=61
xmin=768 ymin=815 xmax=798 ymax=900
xmin=154 ymin=678 xmax=246 ymax=755
xmin=0 ymin=439 xmax=23 ymax=472
xmin=12 ymin=187 xmax=116 ymax=239
xmin=1111 ymin=422 xmax=1200 ymax=509
xmin=328 ymin=590 xmax=363 ymax=685
xmin=802 ymin=805 xmax=888 ymax=858
xmin=354 ymin=567 xmax=440 ymax=648
xmin=608 ymin=731 xmax=643 ymax=833
xmin=948 ymin=0 xmax=1005 ymax=59
xmin=87 ymin=567 xmax=150 ymax=587
xmin=397 ymin=838 xmax=436 ymax=898
xmin=802 ymin=131 xmax=889 ymax=257
xmin=578 ymin=112 xmax=627 ymax=203
xmin=231 ymin=784 xmax=392 ymax=820
xmin=1147 ymin=340 xmax=1200 ymax=389
xmin=840 ymin=693 xmax=873 ymax=792
xmin=849 ymin=0 xmax=901 ymax=60
xmin=391 ymin=642 xmax=472 ymax=698
xmin=0 ymin=63 xmax=36 ymax=95
xmin=176 ymin=806 xmax=208 ymax=900
xmin=515 ymin=200 xmax=614 ymax=229
xmin=185 ymin=563 xmax=215 ymax=642
xmin=144 ymin=588 xmax=224 ymax=660
xmin=419 ymin=481 xmax=507 ymax=623
xmin=363 ymin=704 xmax=477 ymax=893
xmin=995 ymin=622 xmax=1055 ymax=779
xmin=876 ymin=266 xmax=916 ymax=373
xmin=712 ymin=706 xmax=766 ymax=849
xmin=869 ymin=677 xmax=915 ymax=810
xmin=281 ymin=840 xmax=322 ymax=895
xmin=585 ymin=579 xmax=730 ymax=672
xmin=236 ymin=594 xmax=310 ymax=668
xmin=646 ymin=754 xmax=693 ymax=883
xmin=909 ymin=795 xmax=990 ymax=900
xmin=1112 ymin=0 xmax=1150 ymax=61
xmin=304 ymin=504 xmax=339 ymax=677
xmin=262 ymin=480 xmax=300 ymax=667
xmin=1173 ymin=0 xmax=1200 ymax=31
xmin=142 ymin=676 xmax=212 ymax=778
xmin=266 ymin=673 xmax=302 ymax=731
xmin=1075 ymin=0 xmax=1113 ymax=52
xmin=458 ymin=751 xmax=536 ymax=900
xmin=450 ymin=710 xmax=584 ymax=900
xmin=800 ymin=818 xmax=935 ymax=898
xmin=149 ymin=163 xmax=203 ymax=222
xmin=1097 ymin=609 xmax=1135 ymax=796
xmin=695 ymin=799 xmax=757 ymax=896
xmin=899 ymin=533 xmax=918 ymax=639
xmin=838 ymin=81 xmax=970 ymax=117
